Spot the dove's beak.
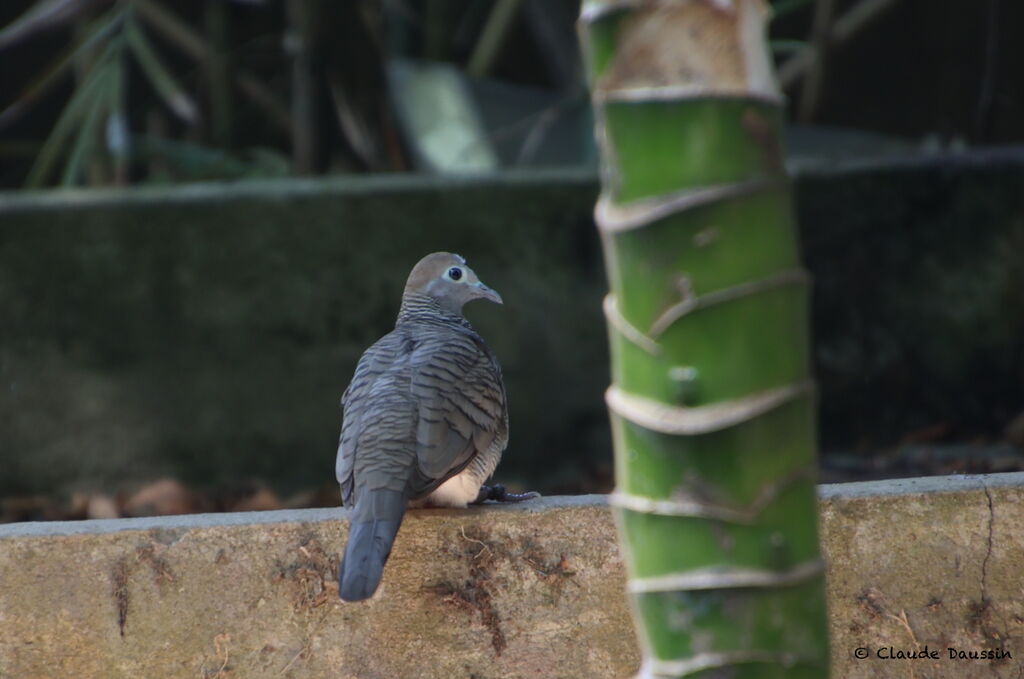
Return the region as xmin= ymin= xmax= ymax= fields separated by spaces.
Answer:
xmin=474 ymin=281 xmax=503 ymax=305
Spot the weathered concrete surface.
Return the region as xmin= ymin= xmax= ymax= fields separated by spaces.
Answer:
xmin=2 ymin=474 xmax=1024 ymax=678
xmin=0 ymin=495 xmax=634 ymax=679
xmin=820 ymin=473 xmax=1024 ymax=679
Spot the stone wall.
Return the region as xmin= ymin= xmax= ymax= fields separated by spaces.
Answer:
xmin=1 ymin=473 xmax=1022 ymax=678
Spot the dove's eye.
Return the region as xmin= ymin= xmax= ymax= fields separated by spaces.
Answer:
xmin=447 ymin=267 xmax=463 ymax=281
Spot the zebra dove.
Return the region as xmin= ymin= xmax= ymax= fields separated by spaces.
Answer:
xmin=336 ymin=252 xmax=535 ymax=602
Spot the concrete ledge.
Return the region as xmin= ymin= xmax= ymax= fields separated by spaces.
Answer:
xmin=820 ymin=472 xmax=1024 ymax=679
xmin=2 ymin=474 xmax=1023 ymax=678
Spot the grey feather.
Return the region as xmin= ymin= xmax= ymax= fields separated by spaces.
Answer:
xmin=335 ymin=253 xmax=508 ymax=601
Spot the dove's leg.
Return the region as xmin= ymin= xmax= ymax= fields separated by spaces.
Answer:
xmin=472 ymin=484 xmax=540 ymax=504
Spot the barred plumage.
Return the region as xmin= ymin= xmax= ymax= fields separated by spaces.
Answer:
xmin=335 ymin=252 xmax=512 ymax=602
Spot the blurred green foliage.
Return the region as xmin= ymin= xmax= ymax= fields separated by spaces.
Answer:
xmin=0 ymin=0 xmax=815 ymax=188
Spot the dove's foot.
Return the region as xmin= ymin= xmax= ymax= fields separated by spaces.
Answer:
xmin=473 ymin=484 xmax=541 ymax=504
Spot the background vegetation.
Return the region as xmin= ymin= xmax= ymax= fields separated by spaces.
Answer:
xmin=2 ymin=0 xmax=1021 ymax=188
xmin=2 ymin=0 xmax=1022 ymax=521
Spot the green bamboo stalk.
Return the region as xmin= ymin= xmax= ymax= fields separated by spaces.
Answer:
xmin=286 ymin=0 xmax=318 ymax=174
xmin=203 ymin=0 xmax=232 ymax=146
xmin=577 ymin=2 xmax=830 ymax=678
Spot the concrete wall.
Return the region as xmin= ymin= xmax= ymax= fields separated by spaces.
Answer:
xmin=3 ymin=151 xmax=1024 ymax=499
xmin=0 ymin=170 xmax=609 ymax=499
xmin=1 ymin=473 xmax=1022 ymax=678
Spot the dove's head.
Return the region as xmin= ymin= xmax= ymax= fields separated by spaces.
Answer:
xmin=404 ymin=252 xmax=503 ymax=313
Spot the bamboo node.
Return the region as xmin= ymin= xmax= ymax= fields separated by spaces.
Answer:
xmin=611 ymin=466 xmax=815 ymax=522
xmin=606 ymin=380 xmax=813 ymax=435
xmin=595 ymin=178 xmax=780 ymax=233
xmin=628 ymin=558 xmax=825 ymax=593
xmin=587 ymin=0 xmax=779 ymax=101
xmin=603 ymin=294 xmax=662 ymax=356
xmin=639 ymin=650 xmax=822 ymax=678
xmin=650 ymin=268 xmax=809 ymax=337
xmin=581 ymin=0 xmax=751 ymax=23
xmin=612 ymin=490 xmax=743 ymax=521
xmin=596 ymin=86 xmax=784 ymax=105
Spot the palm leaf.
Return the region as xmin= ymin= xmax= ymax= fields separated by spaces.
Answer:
xmin=0 ymin=0 xmax=99 ymax=50
xmin=60 ymin=77 xmax=110 ymax=186
xmin=0 ymin=8 xmax=122 ymax=128
xmin=125 ymin=18 xmax=198 ymax=123
xmin=25 ymin=40 xmax=119 ymax=188
xmin=135 ymin=0 xmax=290 ymax=132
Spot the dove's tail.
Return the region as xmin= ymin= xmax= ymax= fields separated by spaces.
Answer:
xmin=338 ymin=488 xmax=406 ymax=602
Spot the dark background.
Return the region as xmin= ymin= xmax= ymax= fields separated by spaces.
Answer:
xmin=1 ymin=0 xmax=1022 ymax=520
